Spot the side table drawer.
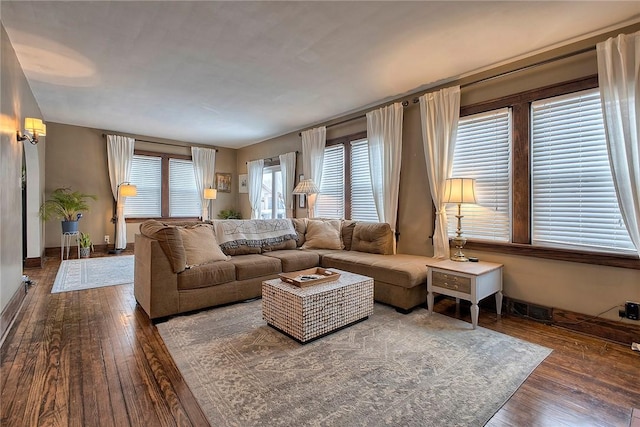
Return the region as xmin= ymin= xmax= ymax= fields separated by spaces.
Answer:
xmin=432 ymin=271 xmax=471 ymax=294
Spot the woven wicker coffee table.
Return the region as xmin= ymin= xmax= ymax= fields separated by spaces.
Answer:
xmin=262 ymin=269 xmax=374 ymax=343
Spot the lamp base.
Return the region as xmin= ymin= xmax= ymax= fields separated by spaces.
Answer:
xmin=108 ymin=248 xmax=124 ymax=255
xmin=450 ymin=251 xmax=470 ymax=262
xmin=450 ymin=235 xmax=469 ymax=262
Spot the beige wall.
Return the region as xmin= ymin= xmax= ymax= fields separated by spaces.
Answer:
xmin=44 ymin=123 xmax=237 ymax=247
xmin=237 ymin=27 xmax=640 ymax=322
xmin=0 ymin=24 xmax=43 ymax=314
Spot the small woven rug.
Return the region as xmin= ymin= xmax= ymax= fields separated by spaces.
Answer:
xmin=51 ymin=255 xmax=134 ymax=293
xmin=158 ymin=300 xmax=552 ymax=427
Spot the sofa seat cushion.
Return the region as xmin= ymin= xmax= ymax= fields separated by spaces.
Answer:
xmin=262 ymin=250 xmax=320 ymax=272
xmin=321 ymin=252 xmax=429 ymax=289
xmin=177 ymin=261 xmax=236 ymax=291
xmin=229 ymin=254 xmax=282 ymax=281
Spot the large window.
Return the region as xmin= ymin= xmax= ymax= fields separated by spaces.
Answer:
xmin=124 ymin=151 xmax=200 ymax=219
xmin=316 ymin=145 xmax=345 ymax=219
xmin=261 ymin=165 xmax=284 ymax=219
xmin=448 ymin=108 xmax=511 ymax=242
xmin=531 ymin=89 xmax=635 ymax=254
xmin=314 ymin=132 xmax=378 ymax=221
xmin=350 ymin=139 xmax=378 ymax=222
xmin=457 ymin=76 xmax=637 ymax=266
xmin=125 ymin=155 xmax=161 ymax=218
xmin=168 ymin=158 xmax=201 ymax=217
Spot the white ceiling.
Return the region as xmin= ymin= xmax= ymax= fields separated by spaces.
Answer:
xmin=2 ymin=1 xmax=639 ymax=148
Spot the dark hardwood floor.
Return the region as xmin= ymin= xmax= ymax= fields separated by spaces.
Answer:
xmin=2 ymin=253 xmax=639 ymax=426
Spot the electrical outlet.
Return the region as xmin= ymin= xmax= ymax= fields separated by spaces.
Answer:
xmin=104 ymin=235 xmax=110 ymax=244
xmin=625 ymin=301 xmax=639 ymax=320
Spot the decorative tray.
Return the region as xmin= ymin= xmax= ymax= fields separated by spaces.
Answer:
xmin=278 ymin=267 xmax=341 ymax=288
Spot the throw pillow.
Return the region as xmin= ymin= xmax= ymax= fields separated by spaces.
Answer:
xmin=140 ymin=220 xmax=186 ymax=273
xmin=351 ymin=222 xmax=394 ymax=255
xmin=341 ymin=220 xmax=357 ymax=251
xmin=291 ymin=218 xmax=307 ymax=247
xmin=262 ymin=239 xmax=297 ymax=252
xmin=222 ymin=245 xmax=262 ymax=256
xmin=178 ymin=224 xmax=229 ymax=267
xmin=301 ymin=219 xmax=343 ymax=250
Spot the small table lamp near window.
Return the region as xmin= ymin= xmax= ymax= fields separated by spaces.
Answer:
xmin=444 ymin=177 xmax=477 ymax=262
xmin=292 ymin=179 xmax=320 ymax=218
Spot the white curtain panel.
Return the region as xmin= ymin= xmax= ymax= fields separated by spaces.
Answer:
xmin=106 ymin=135 xmax=135 ymax=250
xmin=301 ymin=126 xmax=326 ymax=218
xmin=279 ymin=151 xmax=297 ymax=218
xmin=248 ymin=159 xmax=264 ymax=219
xmin=366 ymin=102 xmax=403 ymax=253
xmin=419 ymin=86 xmax=461 ymax=259
xmin=191 ymin=147 xmax=216 ymax=221
xmin=597 ymin=31 xmax=640 ymax=256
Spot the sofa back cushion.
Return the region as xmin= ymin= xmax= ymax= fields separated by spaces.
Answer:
xmin=140 ymin=220 xmax=187 ymax=273
xmin=301 ymin=219 xmax=344 ymax=250
xmin=341 ymin=220 xmax=357 ymax=251
xmin=291 ymin=218 xmax=307 ymax=247
xmin=351 ymin=222 xmax=394 ymax=255
xmin=178 ymin=224 xmax=229 ymax=267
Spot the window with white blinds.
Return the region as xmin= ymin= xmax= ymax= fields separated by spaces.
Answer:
xmin=447 ymin=108 xmax=512 ymax=241
xmin=260 ymin=166 xmax=284 ymax=219
xmin=531 ymin=88 xmax=635 ymax=254
xmin=124 ymin=155 xmax=161 ymax=218
xmin=169 ymin=158 xmax=201 ymax=217
xmin=316 ymin=145 xmax=345 ymax=219
xmin=350 ymin=139 xmax=378 ymax=222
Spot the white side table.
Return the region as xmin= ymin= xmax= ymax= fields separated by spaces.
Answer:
xmin=427 ymin=259 xmax=503 ymax=329
xmin=61 ymin=231 xmax=80 ymax=261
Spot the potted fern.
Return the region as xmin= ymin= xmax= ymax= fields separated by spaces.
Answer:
xmin=39 ymin=187 xmax=97 ymax=233
xmin=78 ymin=232 xmax=93 ymax=258
xmin=218 ymin=209 xmax=242 ymax=219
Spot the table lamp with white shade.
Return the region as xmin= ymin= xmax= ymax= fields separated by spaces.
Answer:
xmin=292 ymin=179 xmax=320 ymax=218
xmin=444 ymin=177 xmax=477 ymax=262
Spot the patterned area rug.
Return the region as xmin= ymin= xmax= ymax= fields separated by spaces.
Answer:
xmin=157 ymin=300 xmax=552 ymax=427
xmin=51 ymin=255 xmax=134 ymax=293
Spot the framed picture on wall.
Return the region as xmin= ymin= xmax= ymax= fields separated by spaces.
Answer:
xmin=239 ymin=174 xmax=248 ymax=193
xmin=216 ymin=173 xmax=232 ymax=193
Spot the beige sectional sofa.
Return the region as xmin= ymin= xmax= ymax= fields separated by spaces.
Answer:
xmin=134 ymin=218 xmax=433 ymax=319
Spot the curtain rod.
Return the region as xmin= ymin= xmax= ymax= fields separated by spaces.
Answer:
xmin=102 ymin=133 xmax=218 ymax=151
xmin=245 ymin=151 xmax=299 ymax=164
xmin=298 ymin=45 xmax=596 ymax=136
xmin=408 ymin=45 xmax=596 ymax=104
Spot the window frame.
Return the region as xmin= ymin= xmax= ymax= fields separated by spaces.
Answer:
xmin=457 ymin=76 xmax=640 ymax=269
xmin=125 ymin=149 xmax=201 ymax=222
xmin=321 ymin=131 xmax=369 ymax=220
xmin=260 ymin=164 xmax=284 ymax=219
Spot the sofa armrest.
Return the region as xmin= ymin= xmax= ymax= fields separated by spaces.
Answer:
xmin=134 ymin=234 xmax=180 ymax=319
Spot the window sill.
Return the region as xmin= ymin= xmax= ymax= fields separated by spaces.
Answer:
xmin=460 ymin=240 xmax=640 ymax=270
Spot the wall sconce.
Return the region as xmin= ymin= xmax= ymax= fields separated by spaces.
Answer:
xmin=17 ymin=118 xmax=46 ymax=145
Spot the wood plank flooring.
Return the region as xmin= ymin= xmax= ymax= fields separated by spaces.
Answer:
xmin=2 ymin=253 xmax=639 ymax=426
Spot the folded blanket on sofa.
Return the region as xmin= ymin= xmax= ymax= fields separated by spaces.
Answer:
xmin=212 ymin=219 xmax=297 ymax=250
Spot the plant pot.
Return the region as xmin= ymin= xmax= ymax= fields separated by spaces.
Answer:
xmin=79 ymin=247 xmax=91 ymax=258
xmin=61 ymin=220 xmax=79 ymax=234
